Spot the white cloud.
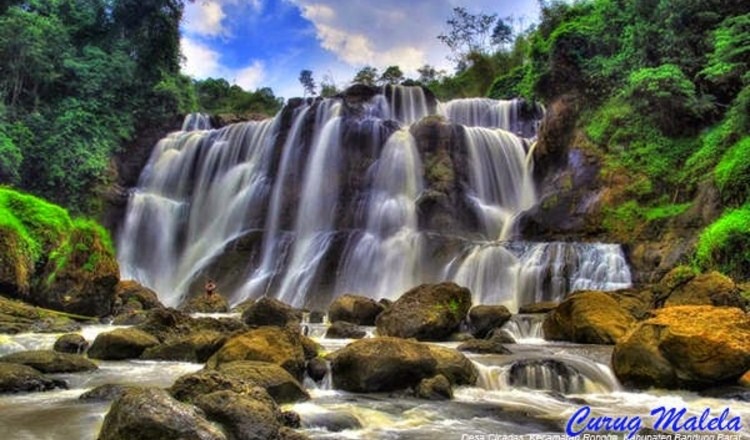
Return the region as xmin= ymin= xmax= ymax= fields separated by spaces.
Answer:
xmin=181 ymin=37 xmax=265 ymax=90
xmin=183 ymin=1 xmax=228 ymax=37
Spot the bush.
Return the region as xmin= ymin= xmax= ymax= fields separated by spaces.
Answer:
xmin=695 ymin=204 xmax=750 ymax=279
xmin=0 ymin=130 xmax=21 ymax=184
xmin=714 ymin=137 xmax=750 ymax=204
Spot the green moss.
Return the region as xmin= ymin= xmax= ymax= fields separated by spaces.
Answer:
xmin=644 ymin=203 xmax=692 ymax=221
xmin=714 ymin=136 xmax=750 ymax=204
xmin=695 ymin=204 xmax=750 ymax=278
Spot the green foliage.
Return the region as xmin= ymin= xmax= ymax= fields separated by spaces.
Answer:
xmin=0 ymin=128 xmax=21 ymax=184
xmin=701 ymin=14 xmax=750 ymax=99
xmin=353 ymin=66 xmax=379 ymax=86
xmin=695 ymin=204 xmax=750 ymax=279
xmin=194 ymin=78 xmax=283 ymax=116
xmin=487 ymin=65 xmax=526 ymax=100
xmin=714 ymin=137 xmax=750 ymax=205
xmin=379 ymin=66 xmax=405 ymax=85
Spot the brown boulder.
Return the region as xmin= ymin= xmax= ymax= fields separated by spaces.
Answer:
xmin=242 ymin=297 xmax=301 ymax=328
xmin=328 ymin=294 xmax=384 ymax=325
xmin=468 ymin=305 xmax=511 ymax=338
xmin=376 ymin=282 xmax=472 ymax=341
xmin=141 ymin=330 xmax=227 ymax=363
xmin=181 ymin=293 xmax=230 ymax=314
xmin=206 ymin=326 xmax=306 ymax=380
xmin=661 ymin=271 xmax=746 ymax=309
xmin=0 ymin=362 xmax=66 ymax=394
xmin=415 ymin=374 xmax=452 ymax=400
xmin=0 ymin=350 xmax=97 ymax=373
xmin=194 ymin=390 xmax=282 ymax=440
xmin=518 ymin=302 xmax=558 ymax=314
xmin=544 ymin=291 xmax=635 ymax=344
xmin=214 ymin=361 xmax=309 ymax=403
xmin=612 ymin=306 xmax=750 ymax=389
xmin=325 ymin=321 xmax=366 ymax=339
xmin=114 ymin=281 xmax=163 ymax=314
xmin=170 ymin=369 xmax=277 ymax=407
xmin=88 ymin=328 xmax=159 ymax=360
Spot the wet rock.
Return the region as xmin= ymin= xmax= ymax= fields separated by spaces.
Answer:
xmin=740 ymin=370 xmax=750 ymax=388
xmin=79 ymin=384 xmax=140 ymax=402
xmin=544 ymin=291 xmax=635 ymax=344
xmin=206 ymin=326 xmax=306 ymax=380
xmin=195 ymin=390 xmax=281 ymax=440
xmin=99 ymin=388 xmax=226 ymax=440
xmin=88 ymin=328 xmax=159 ymax=360
xmin=300 ymin=335 xmax=321 ymax=360
xmin=307 ymin=357 xmax=328 ymax=382
xmin=468 ymin=305 xmax=511 ymax=338
xmin=447 ymin=332 xmax=474 ymax=342
xmin=427 ymin=345 xmax=478 ymax=386
xmin=136 ymin=308 xmax=245 ymax=342
xmin=53 ymin=333 xmax=89 ymax=354
xmin=0 ymin=296 xmax=82 ymax=334
xmin=457 ymin=337 xmax=512 ymax=354
xmin=0 ymin=362 xmax=66 ymax=393
xmin=518 ymin=302 xmax=559 ymax=314
xmin=281 ymin=411 xmax=301 ymax=428
xmin=658 ymin=270 xmax=747 ymax=309
xmin=379 ymin=298 xmax=393 ymax=308
xmin=486 ymin=328 xmax=518 ymax=344
xmin=328 ymin=294 xmax=384 ymax=325
xmin=509 ymin=359 xmax=588 ymax=394
xmin=170 ymin=370 xmax=277 ymax=407
xmin=141 ymin=330 xmax=227 ymax=363
xmin=415 ymin=374 xmax=452 ymax=400
xmin=231 ymin=298 xmax=255 ymax=314
xmin=111 ymin=310 xmax=148 ymax=326
xmin=301 ymin=411 xmax=363 ymax=432
xmin=114 ymin=280 xmax=163 ymax=314
xmin=376 ymin=282 xmax=472 ymax=341
xmin=325 ymin=321 xmax=366 ymax=339
xmin=307 ymin=310 xmax=325 ymax=324
xmin=699 ymin=386 xmax=750 ymax=402
xmin=214 ymin=361 xmax=309 ymax=403
xmin=181 ymin=293 xmax=230 ymax=314
xmin=242 ymin=297 xmax=302 ymax=328
xmin=612 ymin=306 xmax=750 ymax=390
xmin=0 ymin=350 xmax=97 ymax=373
xmin=278 ymin=427 xmax=311 ymax=440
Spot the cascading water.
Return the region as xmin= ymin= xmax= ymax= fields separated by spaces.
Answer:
xmin=118 ymin=85 xmax=631 ymax=309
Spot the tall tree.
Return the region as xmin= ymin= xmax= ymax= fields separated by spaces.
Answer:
xmin=379 ymin=66 xmax=404 ymax=85
xmin=437 ymin=7 xmax=497 ymax=68
xmin=353 ymin=66 xmax=378 ymax=86
xmin=298 ymin=69 xmax=316 ymax=96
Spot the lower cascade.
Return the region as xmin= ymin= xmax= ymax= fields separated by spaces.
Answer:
xmin=118 ymin=86 xmax=632 ymax=309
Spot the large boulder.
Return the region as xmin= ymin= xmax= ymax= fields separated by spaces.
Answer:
xmin=88 ymin=328 xmax=159 ymax=360
xmin=0 ymin=350 xmax=96 ymax=373
xmin=114 ymin=280 xmax=163 ymax=313
xmin=79 ymin=384 xmax=140 ymax=402
xmin=136 ymin=308 xmax=246 ymax=342
xmin=518 ymin=302 xmax=559 ymax=314
xmin=181 ymin=294 xmax=230 ymax=314
xmin=194 ymin=390 xmax=282 ymax=440
xmin=375 ymin=282 xmax=472 ymax=341
xmin=325 ymin=321 xmax=366 ymax=339
xmin=170 ymin=370 xmax=277 ymax=407
xmin=543 ymin=291 xmax=635 ymax=344
xmin=214 ymin=361 xmax=309 ymax=403
xmin=0 ymin=362 xmax=66 ymax=393
xmin=468 ymin=305 xmax=511 ymax=338
xmin=206 ymin=327 xmax=306 ymax=380
xmin=657 ymin=270 xmax=747 ymax=309
xmin=98 ymin=388 xmax=226 ymax=440
xmin=53 ymin=333 xmax=89 ymax=354
xmin=0 ymin=296 xmax=82 ymax=334
xmin=141 ymin=331 xmax=227 ymax=363
xmin=328 ymin=294 xmax=384 ymax=325
xmin=612 ymin=306 xmax=750 ymax=390
xmin=329 ymin=337 xmax=476 ymax=392
xmin=415 ymin=374 xmax=452 ymax=400
xmin=242 ymin=297 xmax=302 ymax=328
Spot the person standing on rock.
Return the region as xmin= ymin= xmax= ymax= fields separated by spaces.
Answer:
xmin=205 ymin=279 xmax=217 ymax=297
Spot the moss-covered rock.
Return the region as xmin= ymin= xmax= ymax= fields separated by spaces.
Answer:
xmin=114 ymin=280 xmax=163 ymax=314
xmin=468 ymin=305 xmax=511 ymax=338
xmin=544 ymin=291 xmax=636 ymax=344
xmin=88 ymin=328 xmax=159 ymax=360
xmin=612 ymin=306 xmax=750 ymax=390
xmin=415 ymin=374 xmax=452 ymax=400
xmin=518 ymin=302 xmax=559 ymax=314
xmin=656 ymin=270 xmax=747 ymax=309
xmin=0 ymin=296 xmax=83 ymax=334
xmin=327 ymin=294 xmax=384 ymax=325
xmin=242 ymin=297 xmax=301 ymax=328
xmin=375 ymin=282 xmax=472 ymax=341
xmin=0 ymin=362 xmax=66 ymax=394
xmin=170 ymin=369 xmax=277 ymax=407
xmin=206 ymin=327 xmax=306 ymax=380
xmin=98 ymin=388 xmax=227 ymax=440
xmin=213 ymin=361 xmax=309 ymax=403
xmin=0 ymin=350 xmax=97 ymax=373
xmin=194 ymin=390 xmax=282 ymax=440
xmin=141 ymin=330 xmax=227 ymax=363
xmin=324 ymin=321 xmax=366 ymax=339
xmin=180 ymin=293 xmax=230 ymax=314
xmin=79 ymin=384 xmax=140 ymax=402
xmin=53 ymin=333 xmax=89 ymax=354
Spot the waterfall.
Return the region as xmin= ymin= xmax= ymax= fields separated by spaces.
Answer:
xmin=499 ymin=314 xmax=546 ymax=343
xmin=336 ymin=129 xmax=424 ymax=300
xmin=119 ymin=89 xmax=632 ymax=310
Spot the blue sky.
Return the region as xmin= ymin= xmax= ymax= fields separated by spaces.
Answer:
xmin=181 ymin=0 xmax=540 ymax=99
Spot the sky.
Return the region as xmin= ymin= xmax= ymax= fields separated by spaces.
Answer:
xmin=181 ymin=0 xmax=540 ymax=99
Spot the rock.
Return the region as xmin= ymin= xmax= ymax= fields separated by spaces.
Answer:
xmin=447 ymin=332 xmax=474 ymax=342
xmin=740 ymin=371 xmax=750 ymax=388
xmin=612 ymin=306 xmax=750 ymax=390
xmin=543 ymin=291 xmax=635 ymax=344
xmin=88 ymin=328 xmax=159 ymax=360
xmin=53 ymin=333 xmax=89 ymax=354
xmin=206 ymin=327 xmax=306 ymax=380
xmin=300 ymin=335 xmax=321 ymax=360
xmin=242 ymin=297 xmax=301 ymax=328
xmin=111 ymin=310 xmax=148 ymax=326
xmin=301 ymin=412 xmax=363 ymax=432
xmin=379 ymin=298 xmax=393 ymax=308
xmin=699 ymin=386 xmax=750 ymax=402
xmin=278 ymin=427 xmax=310 ymax=440
xmin=457 ymin=337 xmax=512 ymax=354
xmin=325 ymin=321 xmax=366 ymax=339
xmin=468 ymin=305 xmax=511 ymax=338
xmin=98 ymin=388 xmax=226 ymax=440
xmin=136 ymin=308 xmax=246 ymax=342
xmin=307 ymin=357 xmax=328 ymax=382
xmin=375 ymin=282 xmax=472 ymax=341
xmin=0 ymin=362 xmax=66 ymax=393
xmin=486 ymin=328 xmax=518 ymax=344
xmin=661 ymin=271 xmax=747 ymax=309
xmin=181 ymin=293 xmax=230 ymax=314
xmin=307 ymin=311 xmax=325 ymax=324
xmin=230 ymin=298 xmax=255 ymax=314
xmin=426 ymin=345 xmax=478 ymax=386
xmin=328 ymin=294 xmax=384 ymax=325
xmin=170 ymin=370 xmax=277 ymax=407
xmin=114 ymin=280 xmax=163 ymax=313
xmin=281 ymin=411 xmax=301 ymax=428
xmin=214 ymin=361 xmax=309 ymax=403
xmin=415 ymin=374 xmax=452 ymax=400
xmin=79 ymin=384 xmax=140 ymax=402
xmin=0 ymin=296 xmax=82 ymax=334
xmin=518 ymin=302 xmax=559 ymax=314
xmin=329 ymin=337 xmax=476 ymax=392
xmin=195 ymin=390 xmax=281 ymax=440
xmin=0 ymin=350 xmax=97 ymax=373
xmin=141 ymin=331 xmax=227 ymax=363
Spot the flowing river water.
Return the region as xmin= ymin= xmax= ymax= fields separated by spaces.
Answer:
xmin=2 ymin=317 xmax=749 ymax=440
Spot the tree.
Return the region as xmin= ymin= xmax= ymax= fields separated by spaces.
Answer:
xmin=491 ymin=18 xmax=513 ymax=48
xmin=353 ymin=66 xmax=378 ymax=86
xmin=437 ymin=7 xmax=497 ymax=68
xmin=379 ymin=66 xmax=404 ymax=85
xmin=320 ymin=73 xmax=339 ymax=98
xmin=298 ymin=69 xmax=316 ymax=97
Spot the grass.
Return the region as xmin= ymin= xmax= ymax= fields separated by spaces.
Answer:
xmin=695 ymin=204 xmax=750 ymax=278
